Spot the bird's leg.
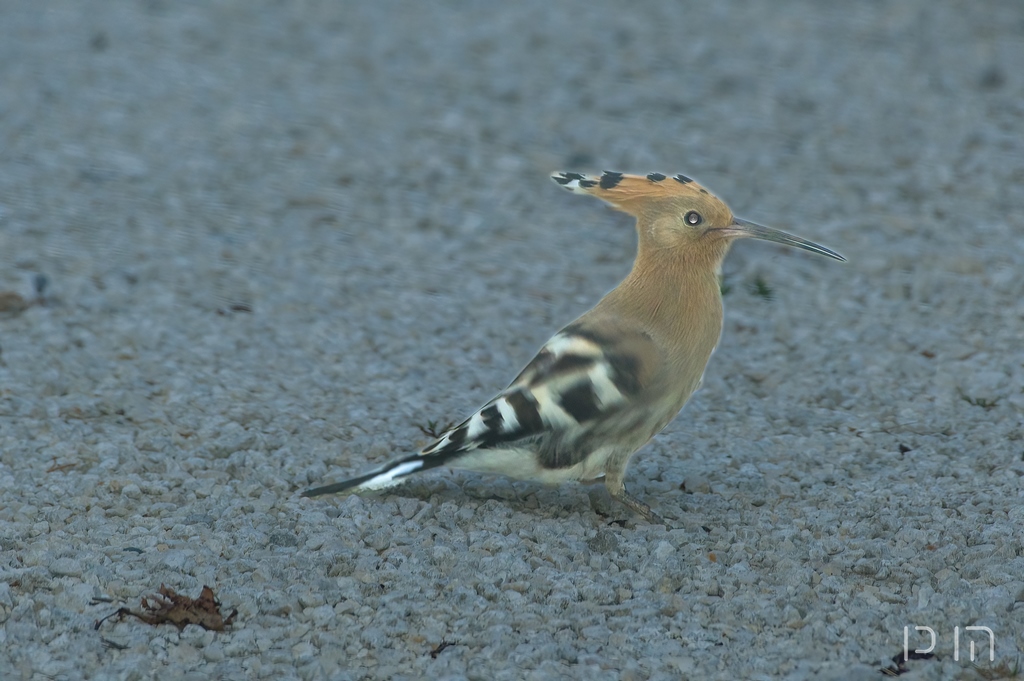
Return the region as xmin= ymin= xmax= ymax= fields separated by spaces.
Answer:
xmin=612 ymin=487 xmax=664 ymax=525
xmin=604 ymin=471 xmax=664 ymax=525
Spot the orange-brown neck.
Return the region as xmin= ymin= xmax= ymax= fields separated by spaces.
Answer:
xmin=603 ymin=238 xmax=730 ymax=364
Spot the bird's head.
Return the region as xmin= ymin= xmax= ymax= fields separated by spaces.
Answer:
xmin=552 ymin=171 xmax=845 ymax=262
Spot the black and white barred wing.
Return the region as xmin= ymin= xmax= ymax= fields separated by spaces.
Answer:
xmin=421 ymin=324 xmax=656 ymax=458
xmin=301 ymin=323 xmax=659 ymax=497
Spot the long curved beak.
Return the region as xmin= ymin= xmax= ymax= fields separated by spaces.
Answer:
xmin=724 ymin=217 xmax=846 ymax=262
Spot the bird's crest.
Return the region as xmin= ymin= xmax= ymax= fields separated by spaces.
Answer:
xmin=551 ymin=171 xmax=718 ymax=217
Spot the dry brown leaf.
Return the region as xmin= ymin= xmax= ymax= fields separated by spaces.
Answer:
xmin=94 ymin=585 xmax=237 ymax=632
xmin=0 ymin=291 xmax=29 ymax=316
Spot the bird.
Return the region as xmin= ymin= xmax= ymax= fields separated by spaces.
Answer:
xmin=302 ymin=170 xmax=845 ymax=523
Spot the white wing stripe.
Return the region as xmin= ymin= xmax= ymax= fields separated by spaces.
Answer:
xmin=465 ymin=411 xmax=487 ymax=439
xmin=588 ymin=362 xmax=626 ymax=408
xmin=530 ymin=384 xmax=578 ymax=427
xmin=495 ymin=397 xmax=520 ymax=433
xmin=545 ymin=333 xmax=603 ymax=359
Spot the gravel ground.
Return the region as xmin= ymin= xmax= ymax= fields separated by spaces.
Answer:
xmin=2 ymin=1 xmax=1023 ymax=679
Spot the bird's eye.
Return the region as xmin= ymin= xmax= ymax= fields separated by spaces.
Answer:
xmin=684 ymin=211 xmax=703 ymax=226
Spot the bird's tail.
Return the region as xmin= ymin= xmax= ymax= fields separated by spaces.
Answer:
xmin=300 ymin=450 xmax=455 ymax=498
xmin=303 ymin=386 xmax=547 ymax=498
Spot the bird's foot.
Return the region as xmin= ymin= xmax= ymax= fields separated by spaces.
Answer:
xmin=609 ymin=485 xmax=665 ymax=525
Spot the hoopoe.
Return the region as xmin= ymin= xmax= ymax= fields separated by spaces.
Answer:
xmin=303 ymin=171 xmax=845 ymax=523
